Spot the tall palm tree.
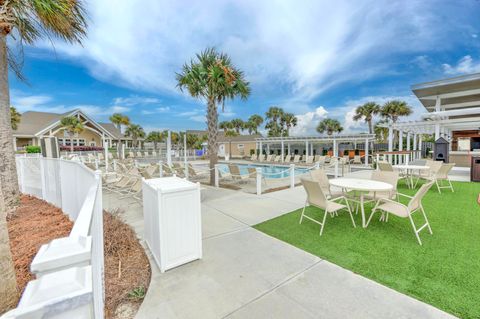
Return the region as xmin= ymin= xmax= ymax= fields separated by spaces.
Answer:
xmin=219 ymin=120 xmax=232 ymax=133
xmin=60 ymin=116 xmax=84 ymax=152
xmin=280 ymin=112 xmax=297 ymax=137
xmin=225 ymin=129 xmax=238 ymax=156
xmin=247 ymin=114 xmax=263 ymax=134
xmin=353 ymin=102 xmax=380 ymax=134
xmin=374 ymin=120 xmax=389 ymax=142
xmin=146 ymin=131 xmax=163 ymax=149
xmin=265 ymin=106 xmax=284 ymax=137
xmin=230 ymin=118 xmax=245 ymax=134
xmin=124 ymin=124 xmax=145 ymax=148
xmin=10 ymin=106 xmax=20 ymax=130
xmin=0 ymin=0 xmax=87 ymax=214
xmin=381 ymin=100 xmax=412 ymax=123
xmin=176 ymin=48 xmax=250 ymax=185
xmin=316 ymin=118 xmax=343 ymax=136
xmin=109 ymin=113 xmax=124 ymax=131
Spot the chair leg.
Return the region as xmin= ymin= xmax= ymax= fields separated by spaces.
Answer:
xmin=420 ymin=204 xmax=433 ymax=234
xmin=345 ymin=199 xmax=356 ymax=228
xmin=408 ymin=215 xmax=422 ymax=245
xmin=366 ymin=209 xmax=377 ymax=227
xmin=435 ymin=179 xmax=441 ymax=194
xmin=319 ymin=209 xmax=328 ymax=236
xmin=299 ymin=201 xmax=307 ymax=224
xmin=448 ymin=179 xmax=454 ymax=192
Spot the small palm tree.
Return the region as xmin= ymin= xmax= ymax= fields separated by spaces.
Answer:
xmin=230 ymin=118 xmax=245 ymax=134
xmin=316 ymin=118 xmax=343 ymax=136
xmin=265 ymin=106 xmax=285 ymax=137
xmin=60 ymin=116 xmax=84 ymax=152
xmin=146 ymin=131 xmax=163 ymax=149
xmin=125 ymin=124 xmax=145 ymax=148
xmin=10 ymin=106 xmax=21 ymax=130
xmin=247 ymin=114 xmax=263 ymax=134
xmin=225 ymin=129 xmax=238 ymax=156
xmin=280 ymin=112 xmax=297 ymax=136
xmin=353 ymin=102 xmax=380 ymax=134
xmin=176 ymin=48 xmax=250 ymax=185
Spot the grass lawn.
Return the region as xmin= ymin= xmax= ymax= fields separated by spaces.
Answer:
xmin=254 ymin=181 xmax=480 ymax=318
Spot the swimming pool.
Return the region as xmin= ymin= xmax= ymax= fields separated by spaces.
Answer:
xmin=219 ymin=163 xmax=309 ymax=179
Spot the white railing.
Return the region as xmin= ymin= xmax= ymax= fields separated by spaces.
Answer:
xmin=5 ymin=157 xmax=104 ymax=319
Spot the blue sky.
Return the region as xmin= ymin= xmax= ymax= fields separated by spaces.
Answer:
xmin=9 ymin=0 xmax=480 ymax=135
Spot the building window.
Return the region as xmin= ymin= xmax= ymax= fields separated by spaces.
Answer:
xmin=78 ymin=139 xmax=85 ymax=146
xmin=237 ymin=144 xmax=244 ymax=149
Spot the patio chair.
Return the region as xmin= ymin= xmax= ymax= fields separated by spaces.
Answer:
xmin=350 ymin=155 xmax=362 ymax=165
xmin=274 ymin=155 xmax=281 ymax=162
xmin=97 ymin=153 xmax=105 ymax=161
xmin=284 ymin=154 xmax=292 ymax=163
xmin=258 ymin=154 xmax=266 ymax=162
xmin=293 ymin=155 xmax=301 ymax=163
xmin=143 ymin=151 xmax=149 ymax=158
xmin=300 ymin=178 xmax=356 ymax=236
xmin=250 ymin=154 xmax=257 ymax=161
xmin=305 ymin=156 xmax=314 ymax=165
xmin=377 ymin=161 xmax=394 ymax=172
xmin=427 ymin=163 xmax=455 ymax=193
xmin=364 ymin=171 xmax=399 ymax=203
xmin=366 ymin=181 xmax=434 ymax=245
xmin=128 ymin=151 xmax=135 ymax=158
xmin=136 ymin=151 xmax=142 ymax=158
xmin=266 ymin=154 xmax=274 ymax=162
xmin=229 ymin=164 xmax=249 ymax=183
xmin=151 ymin=151 xmax=157 ymax=157
xmin=309 ymin=168 xmax=343 ymax=199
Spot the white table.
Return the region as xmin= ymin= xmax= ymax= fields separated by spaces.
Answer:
xmin=393 ymin=165 xmax=430 ymax=188
xmin=329 ymin=178 xmax=393 ymax=228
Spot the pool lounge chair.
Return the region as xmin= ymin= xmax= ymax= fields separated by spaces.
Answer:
xmin=250 ymin=154 xmax=257 ymax=161
xmin=229 ymin=164 xmax=250 ymax=183
xmin=300 ymin=178 xmax=356 ymax=236
xmin=136 ymin=151 xmax=142 ymax=158
xmin=284 ymin=155 xmax=292 ymax=163
xmin=128 ymin=151 xmax=135 ymax=158
xmin=367 ymin=181 xmax=434 ymax=245
xmin=266 ymin=154 xmax=274 ymax=162
xmin=293 ymin=155 xmax=301 ymax=163
xmin=350 ymin=155 xmax=362 ymax=164
xmin=305 ymin=156 xmax=314 ymax=165
xmin=274 ymin=155 xmax=281 ymax=162
xmin=258 ymin=154 xmax=266 ymax=162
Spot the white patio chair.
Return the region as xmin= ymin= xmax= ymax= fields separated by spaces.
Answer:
xmin=250 ymin=154 xmax=257 ymax=161
xmin=300 ymin=178 xmax=356 ymax=236
xmin=350 ymin=155 xmax=362 ymax=165
xmin=284 ymin=154 xmax=292 ymax=163
xmin=266 ymin=154 xmax=274 ymax=162
xmin=258 ymin=154 xmax=266 ymax=162
xmin=428 ymin=163 xmax=455 ymax=193
xmin=364 ymin=171 xmax=400 ymax=204
xmin=309 ymin=168 xmax=343 ymax=199
xmin=366 ymin=181 xmax=434 ymax=245
xmin=293 ymin=155 xmax=301 ymax=163
xmin=274 ymin=155 xmax=281 ymax=162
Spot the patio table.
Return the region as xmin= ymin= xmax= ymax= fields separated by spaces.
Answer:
xmin=329 ymin=178 xmax=392 ymax=228
xmin=393 ymin=164 xmax=430 ymax=189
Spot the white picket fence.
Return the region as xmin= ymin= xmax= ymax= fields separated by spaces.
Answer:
xmin=4 ymin=157 xmax=104 ymax=319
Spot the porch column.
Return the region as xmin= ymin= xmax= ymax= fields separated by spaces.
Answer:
xmin=388 ymin=126 xmax=393 ymax=163
xmin=288 ymin=143 xmax=291 ymax=155
xmin=406 ymin=132 xmax=411 ymax=151
xmin=418 ymin=134 xmax=423 ymax=158
xmin=310 ymin=143 xmax=314 ymax=156
xmin=333 ymin=139 xmax=337 ymax=158
xmin=413 ymin=134 xmax=417 ymax=151
xmin=266 ymin=143 xmax=270 ymax=155
xmin=305 ymin=140 xmax=308 ymax=156
xmin=281 ymin=139 xmax=284 ymax=162
xmin=435 ymin=124 xmax=440 ymax=140
xmin=259 ymin=141 xmax=263 ymax=154
xmin=364 ymin=138 xmax=369 ymax=166
xmin=398 ymin=131 xmax=403 ymax=151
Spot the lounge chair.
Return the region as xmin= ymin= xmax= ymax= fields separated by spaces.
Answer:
xmin=250 ymin=154 xmax=257 ymax=161
xmin=119 ymin=177 xmax=143 ymax=198
xmin=140 ymin=165 xmax=157 ymax=179
xmin=136 ymin=151 xmax=142 ymax=158
xmin=316 ymin=156 xmax=326 ymax=166
xmin=305 ymin=156 xmax=314 ymax=165
xmin=366 ymin=181 xmax=434 ymax=245
xmin=350 ymin=155 xmax=362 ymax=164
xmin=258 ymin=154 xmax=266 ymax=162
xmin=266 ymin=154 xmax=274 ymax=162
xmin=427 ymin=163 xmax=455 ymax=193
xmin=151 ymin=151 xmax=157 ymax=157
xmin=143 ymin=151 xmax=149 ymax=158
xmin=128 ymin=151 xmax=135 ymax=158
xmin=229 ymin=164 xmax=250 ymax=183
xmin=300 ymin=178 xmax=356 ymax=236
xmin=274 ymin=155 xmax=281 ymax=162
xmin=293 ymin=155 xmax=301 ymax=163
xmin=284 ymin=155 xmax=292 ymax=163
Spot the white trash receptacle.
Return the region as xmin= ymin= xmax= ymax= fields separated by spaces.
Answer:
xmin=142 ymin=176 xmax=202 ymax=272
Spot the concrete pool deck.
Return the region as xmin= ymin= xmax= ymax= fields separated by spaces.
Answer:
xmin=103 ymin=183 xmax=456 ymax=319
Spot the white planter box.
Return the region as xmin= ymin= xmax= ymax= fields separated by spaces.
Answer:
xmin=142 ymin=177 xmax=202 ymax=272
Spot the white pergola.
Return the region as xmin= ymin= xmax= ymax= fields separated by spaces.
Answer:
xmin=255 ymin=134 xmax=376 ymax=165
xmin=381 ymin=73 xmax=480 ymax=156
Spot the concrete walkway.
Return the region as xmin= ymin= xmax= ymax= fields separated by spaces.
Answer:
xmin=103 ymin=185 xmax=456 ymax=319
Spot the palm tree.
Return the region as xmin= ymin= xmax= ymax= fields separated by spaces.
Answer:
xmin=10 ymin=106 xmax=20 ymax=130
xmin=230 ymin=118 xmax=245 ymax=134
xmin=247 ymin=114 xmax=263 ymax=134
xmin=316 ymin=118 xmax=343 ymax=136
xmin=353 ymin=102 xmax=380 ymax=134
xmin=374 ymin=120 xmax=389 ymax=142
xmin=280 ymin=112 xmax=297 ymax=137
xmin=225 ymin=129 xmax=238 ymax=156
xmin=176 ymin=48 xmax=250 ymax=185
xmin=124 ymin=124 xmax=145 ymax=148
xmin=60 ymin=116 xmax=84 ymax=152
xmin=381 ymin=100 xmax=412 ymax=123
xmin=219 ymin=120 xmax=232 ymax=133
xmin=265 ymin=106 xmax=284 ymax=137
xmin=109 ymin=113 xmax=130 ymax=132
xmin=146 ymin=131 xmax=163 ymax=149
xmin=0 ymin=0 xmax=87 ymax=214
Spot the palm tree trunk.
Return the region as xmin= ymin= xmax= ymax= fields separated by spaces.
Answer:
xmin=207 ymin=99 xmax=218 ymax=185
xmin=0 ymin=179 xmax=18 ymax=313
xmin=0 ymin=33 xmax=19 ymax=211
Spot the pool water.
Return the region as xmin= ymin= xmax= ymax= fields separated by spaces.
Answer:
xmin=219 ymin=163 xmax=309 ymax=179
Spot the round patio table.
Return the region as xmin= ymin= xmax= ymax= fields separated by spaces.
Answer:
xmin=329 ymin=178 xmax=392 ymax=228
xmin=393 ymin=164 xmax=430 ymax=189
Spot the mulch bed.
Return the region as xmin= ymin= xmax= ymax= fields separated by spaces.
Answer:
xmin=7 ymin=196 xmax=151 ymax=319
xmin=7 ymin=195 xmax=73 ymax=297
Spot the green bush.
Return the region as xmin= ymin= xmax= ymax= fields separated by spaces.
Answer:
xmin=250 ymin=149 xmax=255 ymax=155
xmin=26 ymin=146 xmax=41 ymax=153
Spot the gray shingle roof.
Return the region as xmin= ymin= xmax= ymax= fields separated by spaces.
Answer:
xmin=14 ymin=110 xmax=72 ymax=136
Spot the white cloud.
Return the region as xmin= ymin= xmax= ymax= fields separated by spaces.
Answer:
xmin=113 ymin=96 xmax=161 ymax=106
xmin=189 ymin=115 xmax=206 ymax=123
xmin=37 ymin=0 xmax=467 ymax=103
xmin=141 ymin=106 xmax=170 ymax=115
xmin=442 ymin=55 xmax=480 ymax=75
xmin=290 ymin=107 xmax=328 ymax=136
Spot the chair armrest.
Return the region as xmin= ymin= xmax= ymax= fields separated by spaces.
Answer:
xmin=397 ymin=192 xmax=413 ymax=199
xmin=376 ymin=197 xmax=408 ymax=209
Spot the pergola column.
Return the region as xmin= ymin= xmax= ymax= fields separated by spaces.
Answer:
xmin=281 ymin=139 xmax=284 ymax=162
xmin=388 ymin=126 xmax=394 ymax=163
xmin=167 ymin=130 xmax=172 ymax=166
xmin=435 ymin=124 xmax=440 ymax=140
xmin=305 ymin=140 xmax=309 ymax=156
xmin=288 ymin=143 xmax=291 ymax=155
xmin=266 ymin=143 xmax=270 ymax=155
xmin=333 ymin=139 xmax=337 ymax=157
xmin=413 ymin=133 xmax=417 ymax=151
xmin=418 ymin=134 xmax=423 ymax=157
xmin=259 ymin=141 xmax=263 ymax=154
xmin=364 ymin=138 xmax=369 ymax=166
xmin=406 ymin=132 xmax=411 ymax=151
xmin=398 ymin=131 xmax=403 ymax=151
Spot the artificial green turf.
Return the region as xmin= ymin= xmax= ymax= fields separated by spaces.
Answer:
xmin=254 ymin=181 xmax=480 ymax=319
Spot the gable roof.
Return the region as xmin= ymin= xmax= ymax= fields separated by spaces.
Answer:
xmin=15 ymin=110 xmax=72 ymax=136
xmin=98 ymin=123 xmax=124 ymax=139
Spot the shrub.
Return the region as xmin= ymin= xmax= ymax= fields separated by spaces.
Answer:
xmin=250 ymin=149 xmax=255 ymax=155
xmin=322 ymin=149 xmax=328 ymax=156
xmin=59 ymin=146 xmax=104 ymax=151
xmin=26 ymin=146 xmax=41 ymax=153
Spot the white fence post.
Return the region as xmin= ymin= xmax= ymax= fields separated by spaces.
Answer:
xmin=214 ymin=164 xmax=219 ymax=188
xmin=159 ymin=160 xmax=163 ymax=177
xmin=184 ymin=162 xmax=189 ymax=180
xmin=92 ymin=170 xmax=104 ymax=319
xmin=256 ymin=167 xmax=262 ymax=195
xmin=290 ymin=164 xmax=295 ymax=189
xmin=334 ymin=160 xmax=339 ymax=178
xmin=39 ymin=157 xmax=47 ymax=200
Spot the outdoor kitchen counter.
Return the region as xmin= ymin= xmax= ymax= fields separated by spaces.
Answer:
xmin=449 ymin=151 xmax=480 ymax=167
